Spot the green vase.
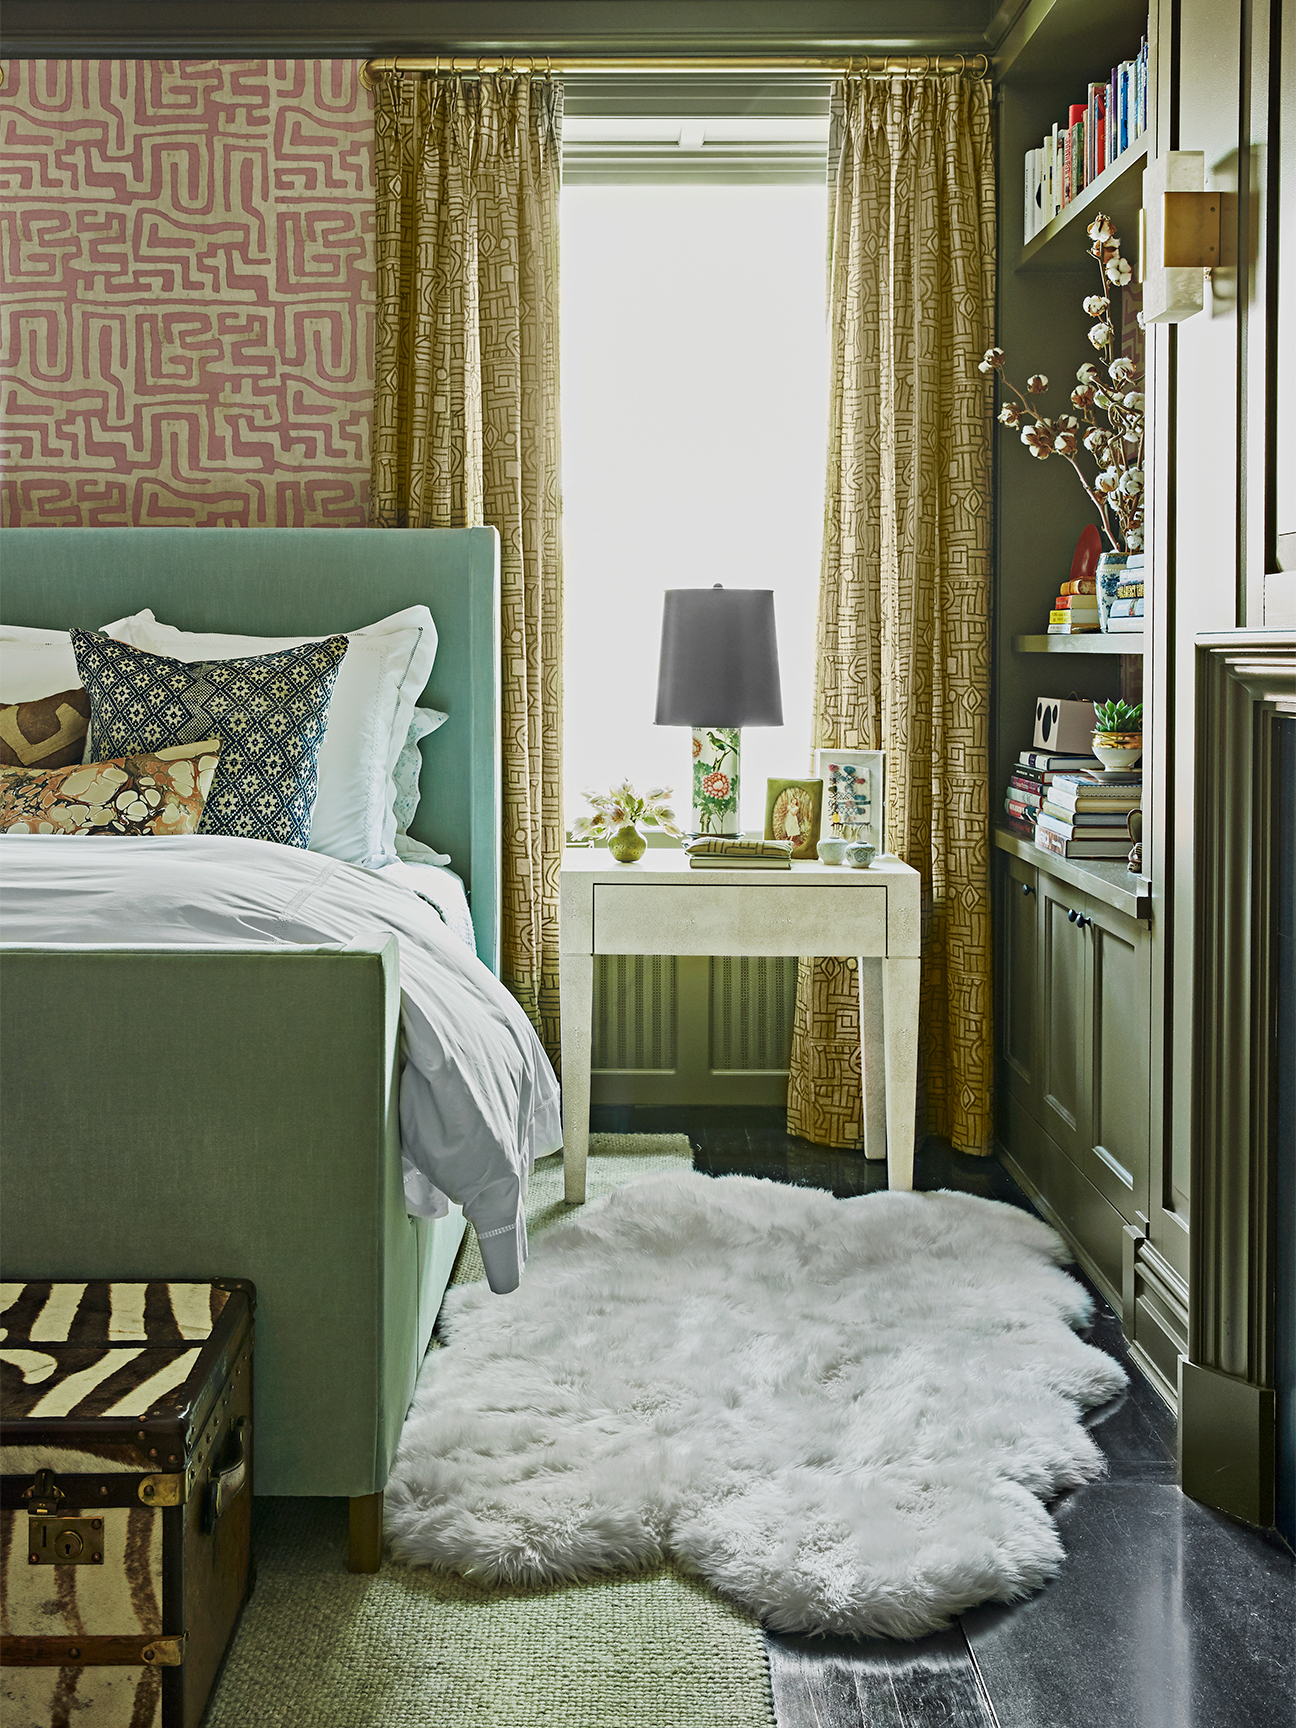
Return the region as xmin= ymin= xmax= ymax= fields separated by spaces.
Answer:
xmin=608 ymin=824 xmax=646 ymax=863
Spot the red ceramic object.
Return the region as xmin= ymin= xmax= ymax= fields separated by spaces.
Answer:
xmin=1070 ymin=522 xmax=1104 ymax=588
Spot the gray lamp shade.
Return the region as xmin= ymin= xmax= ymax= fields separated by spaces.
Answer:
xmin=654 ymin=586 xmax=783 ymax=727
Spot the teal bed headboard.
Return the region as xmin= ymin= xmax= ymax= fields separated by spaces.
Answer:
xmin=0 ymin=526 xmax=502 ymax=971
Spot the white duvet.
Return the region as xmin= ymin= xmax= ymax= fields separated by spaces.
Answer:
xmin=0 ymin=835 xmax=562 ymax=1293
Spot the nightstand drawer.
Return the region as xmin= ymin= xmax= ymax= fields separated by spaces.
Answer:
xmin=592 ymin=882 xmax=887 ymax=956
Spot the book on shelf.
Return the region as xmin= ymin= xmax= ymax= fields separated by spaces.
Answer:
xmin=1047 ymin=620 xmax=1101 ymax=634
xmin=1004 ymin=814 xmax=1037 ymax=841
xmin=1038 ymin=805 xmax=1134 ymax=832
xmin=1057 ymin=770 xmax=1140 ymax=784
xmin=1115 ymin=581 xmax=1144 ymax=599
xmin=1051 ymin=769 xmax=1141 ymax=789
xmin=1005 ymin=798 xmax=1043 ymax=824
xmin=1052 ymin=595 xmax=1099 ymax=612
xmin=1108 ymin=598 xmax=1144 ymax=619
xmin=1048 ymin=771 xmax=1142 ymax=793
xmin=1019 ymin=750 xmax=1103 ymax=771
xmin=1060 ymin=578 xmax=1097 ymax=595
xmin=1032 ymin=826 xmax=1134 ymax=860
xmin=1105 ymin=616 xmax=1146 ymax=634
xmin=1011 ymin=766 xmax=1070 ymax=789
xmin=1045 ymin=793 xmax=1141 ymax=815
xmin=1007 ymin=778 xmax=1049 ymax=801
xmin=1087 ymin=82 xmax=1107 ymax=183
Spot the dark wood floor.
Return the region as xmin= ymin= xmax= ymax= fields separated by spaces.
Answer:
xmin=591 ymin=1104 xmax=1296 ymax=1728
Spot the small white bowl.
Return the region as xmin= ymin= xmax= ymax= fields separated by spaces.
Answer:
xmin=845 ymin=842 xmax=876 ymax=870
xmin=817 ymin=838 xmax=850 ymax=866
xmin=1092 ymin=738 xmax=1143 ymax=770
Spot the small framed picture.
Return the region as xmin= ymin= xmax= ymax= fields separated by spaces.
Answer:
xmin=813 ymin=748 xmax=885 ymax=853
xmin=764 ymin=778 xmax=823 ymax=860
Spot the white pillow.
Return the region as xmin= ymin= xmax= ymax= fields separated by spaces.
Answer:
xmin=393 ymin=705 xmax=449 ymax=837
xmin=114 ymin=608 xmax=437 ymax=865
xmin=0 ymin=618 xmax=137 ymax=702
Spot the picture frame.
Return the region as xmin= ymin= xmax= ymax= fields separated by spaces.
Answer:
xmin=764 ymin=778 xmax=823 ymax=860
xmin=813 ymin=748 xmax=886 ymax=854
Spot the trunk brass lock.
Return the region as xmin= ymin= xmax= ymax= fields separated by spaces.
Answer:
xmin=28 ymin=1517 xmax=105 ymax=1566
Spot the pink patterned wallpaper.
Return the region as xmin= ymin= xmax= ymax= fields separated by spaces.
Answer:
xmin=0 ymin=60 xmax=374 ymax=527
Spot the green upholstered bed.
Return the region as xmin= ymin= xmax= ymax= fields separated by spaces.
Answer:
xmin=0 ymin=527 xmax=501 ymax=1568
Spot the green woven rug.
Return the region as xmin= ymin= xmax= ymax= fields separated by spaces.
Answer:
xmin=206 ymin=1136 xmax=776 ymax=1728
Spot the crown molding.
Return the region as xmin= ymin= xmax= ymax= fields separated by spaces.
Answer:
xmin=1 ymin=1 xmax=996 ymax=61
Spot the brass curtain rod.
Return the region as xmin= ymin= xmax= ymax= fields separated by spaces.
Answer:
xmin=358 ymin=53 xmax=989 ymax=90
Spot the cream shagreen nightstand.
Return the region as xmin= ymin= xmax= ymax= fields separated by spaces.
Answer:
xmin=558 ymin=849 xmax=922 ymax=1202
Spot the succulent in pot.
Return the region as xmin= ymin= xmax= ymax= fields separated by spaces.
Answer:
xmin=1091 ymin=699 xmax=1143 ymax=769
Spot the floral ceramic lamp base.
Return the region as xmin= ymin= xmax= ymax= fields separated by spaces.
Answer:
xmin=691 ymin=726 xmax=741 ymax=835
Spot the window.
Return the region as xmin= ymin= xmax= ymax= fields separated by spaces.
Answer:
xmin=560 ymin=180 xmax=829 ymax=830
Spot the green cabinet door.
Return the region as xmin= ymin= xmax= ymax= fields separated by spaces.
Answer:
xmin=1037 ymin=873 xmax=1091 ymax=1165
xmin=998 ymin=852 xmax=1041 ymax=1113
xmin=1082 ymin=893 xmax=1151 ymax=1225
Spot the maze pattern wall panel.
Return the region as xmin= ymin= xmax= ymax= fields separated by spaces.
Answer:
xmin=1 ymin=61 xmax=374 ymax=527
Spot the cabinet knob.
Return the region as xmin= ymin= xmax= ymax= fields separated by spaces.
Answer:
xmin=1021 ymin=881 xmax=1036 ymax=896
xmin=1078 ymin=913 xmax=1092 ymax=929
xmin=1068 ymin=907 xmax=1078 ymax=922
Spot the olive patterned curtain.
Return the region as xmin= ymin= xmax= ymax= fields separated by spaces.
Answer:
xmin=370 ymin=72 xmax=563 ymax=1061
xmin=786 ymin=74 xmax=996 ymax=1155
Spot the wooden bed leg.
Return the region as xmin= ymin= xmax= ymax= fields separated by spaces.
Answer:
xmin=348 ymin=1492 xmax=383 ymax=1574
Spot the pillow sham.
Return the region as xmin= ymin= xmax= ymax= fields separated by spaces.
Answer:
xmin=112 ymin=607 xmax=437 ymax=866
xmin=0 ymin=739 xmax=219 ymax=837
xmin=0 ymin=687 xmax=92 ymax=769
xmin=0 ymin=618 xmax=141 ymax=704
xmin=72 ymin=629 xmax=348 ymax=850
xmin=393 ymin=705 xmax=449 ymax=837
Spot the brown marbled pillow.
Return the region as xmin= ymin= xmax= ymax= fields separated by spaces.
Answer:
xmin=0 ymin=740 xmax=220 ymax=837
xmin=0 ymin=687 xmax=91 ymax=769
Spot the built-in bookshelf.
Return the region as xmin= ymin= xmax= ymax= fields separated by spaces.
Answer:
xmin=989 ymin=0 xmax=1168 ymax=1383
xmin=1021 ymin=31 xmax=1148 ymax=250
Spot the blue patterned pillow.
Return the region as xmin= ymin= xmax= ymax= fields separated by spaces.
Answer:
xmin=72 ymin=628 xmax=349 ymax=849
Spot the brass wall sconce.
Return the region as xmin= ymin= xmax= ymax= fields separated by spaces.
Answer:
xmin=1142 ymin=151 xmax=1219 ymax=322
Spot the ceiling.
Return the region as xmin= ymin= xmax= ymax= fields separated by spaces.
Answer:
xmin=1 ymin=1 xmax=1015 ymax=61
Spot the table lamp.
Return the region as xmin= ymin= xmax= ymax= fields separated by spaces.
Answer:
xmin=654 ymin=585 xmax=783 ymax=835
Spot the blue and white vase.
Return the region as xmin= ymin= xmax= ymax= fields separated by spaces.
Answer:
xmin=1097 ymin=552 xmax=1145 ymax=632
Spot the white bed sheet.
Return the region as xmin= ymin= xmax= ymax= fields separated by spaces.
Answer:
xmin=0 ymin=835 xmax=562 ymax=1293
xmin=368 ymin=857 xmax=476 ymax=952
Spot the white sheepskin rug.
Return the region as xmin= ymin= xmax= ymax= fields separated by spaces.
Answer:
xmin=386 ymin=1171 xmax=1126 ymax=1639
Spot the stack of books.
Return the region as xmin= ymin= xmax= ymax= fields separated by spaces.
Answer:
xmin=1033 ymin=769 xmax=1142 ymax=860
xmin=1105 ymin=568 xmax=1146 ymax=634
xmin=1048 ymin=575 xmax=1100 ymax=635
xmin=683 ymin=837 xmax=792 ymax=871
xmin=1004 ymin=748 xmax=1102 ymax=839
xmin=1023 ymin=34 xmax=1149 ymax=240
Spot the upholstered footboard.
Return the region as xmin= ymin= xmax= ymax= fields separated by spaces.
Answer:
xmin=0 ymin=940 xmax=465 ymax=1564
